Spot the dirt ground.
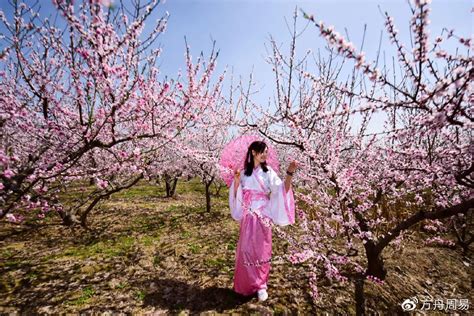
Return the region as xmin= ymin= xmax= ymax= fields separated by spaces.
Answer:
xmin=1 ymin=180 xmax=472 ymax=314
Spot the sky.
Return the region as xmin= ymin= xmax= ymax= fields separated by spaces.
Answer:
xmin=153 ymin=0 xmax=472 ymax=133
xmin=0 ymin=0 xmax=472 ymax=131
xmin=153 ymin=0 xmax=472 ymax=100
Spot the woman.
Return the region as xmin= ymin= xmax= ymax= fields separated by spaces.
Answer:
xmin=229 ymin=140 xmax=297 ymax=302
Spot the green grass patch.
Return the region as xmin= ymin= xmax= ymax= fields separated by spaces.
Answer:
xmin=226 ymin=239 xmax=237 ymax=251
xmin=135 ymin=289 xmax=146 ymax=301
xmin=58 ymin=180 xmax=96 ymax=203
xmin=188 ymin=243 xmax=201 ymax=254
xmin=40 ymin=253 xmax=58 ymax=263
xmin=67 ymin=286 xmax=96 ymax=306
xmin=25 ymin=271 xmax=39 ymax=281
xmin=0 ymin=248 xmax=15 ymax=260
xmin=117 ymin=282 xmax=128 ymax=289
xmin=0 ymin=257 xmax=31 ymax=270
xmin=181 ymin=230 xmax=192 ymax=238
xmin=140 ymin=235 xmax=160 ymax=247
xmin=205 ymin=257 xmax=227 ymax=269
xmin=179 ymin=178 xmax=206 ymax=194
xmin=166 ymin=204 xmax=205 ymax=213
xmin=111 ymin=181 xmax=165 ymax=199
xmin=132 ymin=216 xmax=166 ymax=233
xmin=153 ymin=256 xmax=161 ymax=267
xmin=61 ymin=236 xmax=135 ymax=259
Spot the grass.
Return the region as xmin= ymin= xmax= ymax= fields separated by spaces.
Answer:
xmin=1 ymin=259 xmax=31 ymax=270
xmin=25 ymin=272 xmax=39 ymax=281
xmin=112 ymin=181 xmax=164 ymax=199
xmin=166 ymin=204 xmax=206 ymax=214
xmin=0 ymin=249 xmax=15 ymax=260
xmin=188 ymin=243 xmax=202 ymax=254
xmin=226 ymin=239 xmax=237 ymax=251
xmin=116 ymin=282 xmax=128 ymax=290
xmin=205 ymin=257 xmax=228 ymax=269
xmin=135 ymin=290 xmax=146 ymax=302
xmin=132 ymin=216 xmax=166 ymax=233
xmin=140 ymin=235 xmax=160 ymax=247
xmin=67 ymin=286 xmax=96 ymax=306
xmin=60 ymin=236 xmax=135 ymax=259
xmin=182 ymin=230 xmax=192 ymax=238
xmin=153 ymin=256 xmax=161 ymax=267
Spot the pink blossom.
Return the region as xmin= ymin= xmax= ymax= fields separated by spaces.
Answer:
xmin=6 ymin=213 xmax=23 ymax=223
xmin=98 ymin=0 xmax=113 ymax=8
xmin=96 ymin=178 xmax=109 ymax=190
xmin=425 ymin=236 xmax=456 ymax=247
xmin=366 ymin=275 xmax=385 ymax=285
xmin=3 ymin=169 xmax=14 ymax=178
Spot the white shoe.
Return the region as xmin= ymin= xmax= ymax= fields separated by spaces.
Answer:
xmin=257 ymin=289 xmax=268 ymax=302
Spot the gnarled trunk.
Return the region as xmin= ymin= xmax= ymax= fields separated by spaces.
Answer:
xmin=164 ymin=174 xmax=178 ymax=198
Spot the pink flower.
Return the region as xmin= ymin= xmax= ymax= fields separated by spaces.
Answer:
xmin=98 ymin=0 xmax=113 ymax=7
xmin=425 ymin=236 xmax=455 ymax=247
xmin=366 ymin=275 xmax=385 ymax=285
xmin=288 ymin=249 xmax=315 ymax=264
xmin=96 ymin=178 xmax=109 ymax=190
xmin=3 ymin=169 xmax=14 ymax=178
xmin=6 ymin=213 xmax=23 ymax=223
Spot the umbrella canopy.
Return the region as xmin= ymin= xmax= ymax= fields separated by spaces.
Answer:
xmin=219 ymin=134 xmax=280 ymax=187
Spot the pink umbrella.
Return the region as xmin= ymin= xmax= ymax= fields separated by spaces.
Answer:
xmin=219 ymin=134 xmax=280 ymax=187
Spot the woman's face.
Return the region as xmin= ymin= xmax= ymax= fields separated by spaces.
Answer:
xmin=252 ymin=147 xmax=268 ymax=164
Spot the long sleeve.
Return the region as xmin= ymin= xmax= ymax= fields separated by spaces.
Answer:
xmin=267 ymin=167 xmax=295 ymax=226
xmin=229 ymin=177 xmax=244 ymax=221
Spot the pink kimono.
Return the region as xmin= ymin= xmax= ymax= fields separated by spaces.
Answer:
xmin=229 ymin=165 xmax=295 ymax=296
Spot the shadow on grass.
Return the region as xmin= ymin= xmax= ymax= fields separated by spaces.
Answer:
xmin=139 ymin=278 xmax=253 ymax=312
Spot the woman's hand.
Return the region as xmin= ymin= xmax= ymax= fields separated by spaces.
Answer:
xmin=285 ymin=160 xmax=297 ymax=192
xmin=234 ymin=168 xmax=241 ymax=183
xmin=233 ymin=168 xmax=240 ymax=197
xmin=287 ymin=160 xmax=298 ymax=174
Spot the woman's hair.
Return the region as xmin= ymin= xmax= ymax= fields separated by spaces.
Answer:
xmin=244 ymin=141 xmax=269 ymax=176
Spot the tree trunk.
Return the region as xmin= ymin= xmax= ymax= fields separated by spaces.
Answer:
xmin=165 ymin=175 xmax=171 ymax=197
xmin=354 ymin=277 xmax=366 ymax=316
xmin=170 ymin=177 xmax=178 ymax=197
xmin=79 ymin=175 xmax=143 ymax=227
xmin=205 ymin=181 xmax=212 ymax=212
xmin=365 ymin=242 xmax=387 ymax=280
xmin=165 ymin=175 xmax=178 ymax=198
xmin=453 ymin=211 xmax=473 ymax=256
xmin=59 ymin=210 xmax=80 ymax=226
xmin=213 ymin=182 xmax=223 ymax=197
